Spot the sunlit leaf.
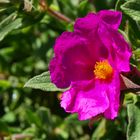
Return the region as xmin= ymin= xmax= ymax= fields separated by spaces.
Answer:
xmin=91 ymin=119 xmax=106 ymax=140
xmin=0 ymin=13 xmax=22 ymax=41
xmin=2 ymin=112 xmax=16 ymax=123
xmin=127 ymin=102 xmax=140 ymax=140
xmin=0 ymin=80 xmax=11 ymax=88
xmin=24 ymin=71 xmax=64 ymax=92
xmin=121 ymin=0 xmax=140 ymax=21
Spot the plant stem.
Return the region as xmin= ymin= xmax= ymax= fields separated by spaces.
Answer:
xmin=0 ymin=136 xmax=4 ymax=140
xmin=39 ymin=0 xmax=72 ymax=23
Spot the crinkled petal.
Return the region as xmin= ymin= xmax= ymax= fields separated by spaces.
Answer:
xmin=74 ymin=13 xmax=99 ymax=34
xmin=98 ymin=10 xmax=122 ymax=30
xmin=111 ymin=29 xmax=132 ymax=72
xmin=74 ymin=13 xmax=110 ymax=61
xmin=50 ymin=10 xmax=131 ymax=121
xmin=61 ymin=71 xmax=121 ymax=120
xmin=104 ymin=72 xmax=120 ymax=119
xmin=49 ymin=32 xmax=95 ymax=88
xmin=98 ymin=23 xmax=131 ymax=72
xmin=74 ymin=13 xmax=108 ymax=60
xmin=61 ymin=80 xmax=109 ymax=120
xmin=49 ymin=57 xmax=70 ymax=88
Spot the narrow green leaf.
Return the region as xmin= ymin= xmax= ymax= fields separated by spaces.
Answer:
xmin=0 ymin=13 xmax=22 ymax=41
xmin=121 ymin=0 xmax=140 ymax=21
xmin=37 ymin=107 xmax=53 ymax=131
xmin=65 ymin=114 xmax=88 ymax=126
xmin=26 ymin=109 xmax=42 ymax=128
xmin=79 ymin=0 xmax=88 ymax=9
xmin=115 ymin=0 xmax=125 ymax=10
xmin=0 ymin=12 xmax=17 ymax=27
xmin=91 ymin=119 xmax=106 ymax=140
xmin=127 ymin=102 xmax=140 ymax=140
xmin=24 ymin=71 xmax=63 ymax=92
xmin=37 ymin=107 xmax=52 ymax=122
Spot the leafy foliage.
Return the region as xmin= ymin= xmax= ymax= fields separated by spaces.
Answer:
xmin=127 ymin=102 xmax=140 ymax=140
xmin=24 ymin=71 xmax=63 ymax=91
xmin=121 ymin=0 xmax=140 ymax=21
xmin=0 ymin=0 xmax=140 ymax=140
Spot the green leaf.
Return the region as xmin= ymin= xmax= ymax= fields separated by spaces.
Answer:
xmin=0 ymin=80 xmax=11 ymax=88
xmin=24 ymin=71 xmax=63 ymax=92
xmin=37 ymin=107 xmax=52 ymax=124
xmin=0 ymin=13 xmax=22 ymax=41
xmin=23 ymin=127 xmax=36 ymax=134
xmin=115 ymin=0 xmax=125 ymax=11
xmin=65 ymin=114 xmax=88 ymax=126
xmin=26 ymin=109 xmax=42 ymax=128
xmin=78 ymin=0 xmax=93 ymax=17
xmin=91 ymin=119 xmax=106 ymax=140
xmin=121 ymin=0 xmax=140 ymax=21
xmin=2 ymin=112 xmax=16 ymax=123
xmin=37 ymin=107 xmax=53 ymax=131
xmin=79 ymin=0 xmax=88 ymax=9
xmin=33 ymin=0 xmax=39 ymax=8
xmin=127 ymin=102 xmax=140 ymax=140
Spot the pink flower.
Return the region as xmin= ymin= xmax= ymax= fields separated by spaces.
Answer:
xmin=49 ymin=10 xmax=132 ymax=120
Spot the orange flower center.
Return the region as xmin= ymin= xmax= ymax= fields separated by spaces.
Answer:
xmin=94 ymin=60 xmax=113 ymax=80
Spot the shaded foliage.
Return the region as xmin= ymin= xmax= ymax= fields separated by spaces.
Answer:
xmin=0 ymin=0 xmax=140 ymax=140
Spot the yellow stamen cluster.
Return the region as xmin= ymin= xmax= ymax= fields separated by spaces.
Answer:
xmin=94 ymin=60 xmax=113 ymax=80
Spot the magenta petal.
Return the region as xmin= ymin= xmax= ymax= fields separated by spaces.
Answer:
xmin=50 ymin=10 xmax=132 ymax=121
xmin=74 ymin=13 xmax=99 ymax=33
xmin=49 ymin=57 xmax=70 ymax=88
xmin=98 ymin=10 xmax=122 ymax=30
xmin=61 ymin=80 xmax=109 ymax=120
xmin=50 ymin=31 xmax=94 ymax=88
xmin=98 ymin=23 xmax=131 ymax=72
xmin=104 ymin=72 xmax=120 ymax=119
xmin=111 ymin=30 xmax=132 ymax=72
